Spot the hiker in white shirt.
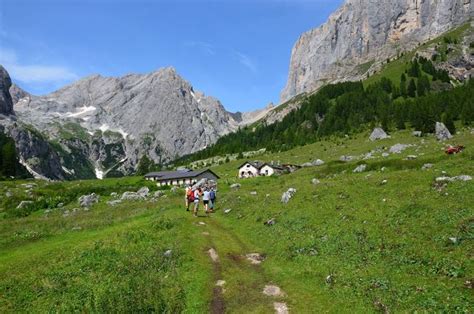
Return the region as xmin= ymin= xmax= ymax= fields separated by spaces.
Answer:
xmin=193 ymin=188 xmax=202 ymax=217
xmin=202 ymin=188 xmax=211 ymax=216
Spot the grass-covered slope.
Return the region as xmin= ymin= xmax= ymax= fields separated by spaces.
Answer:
xmin=0 ymin=127 xmax=472 ymax=312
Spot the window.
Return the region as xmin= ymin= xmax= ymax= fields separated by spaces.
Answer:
xmin=241 ymin=171 xmax=245 ymax=177
xmin=265 ymin=170 xmax=269 ymax=175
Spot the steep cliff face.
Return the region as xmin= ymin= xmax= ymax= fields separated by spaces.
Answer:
xmin=0 ymin=66 xmax=14 ymax=116
xmin=281 ymin=0 xmax=473 ymax=102
xmin=9 ymin=67 xmax=243 ymax=179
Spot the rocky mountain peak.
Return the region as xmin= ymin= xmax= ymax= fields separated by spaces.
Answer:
xmin=280 ymin=0 xmax=473 ymax=102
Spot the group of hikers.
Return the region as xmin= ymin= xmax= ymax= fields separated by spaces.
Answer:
xmin=185 ymin=185 xmax=217 ymax=217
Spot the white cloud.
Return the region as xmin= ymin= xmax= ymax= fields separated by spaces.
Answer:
xmin=234 ymin=51 xmax=257 ymax=74
xmin=0 ymin=48 xmax=78 ymax=83
xmin=183 ymin=41 xmax=216 ymax=56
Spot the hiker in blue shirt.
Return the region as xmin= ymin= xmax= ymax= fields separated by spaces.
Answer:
xmin=209 ymin=188 xmax=216 ymax=212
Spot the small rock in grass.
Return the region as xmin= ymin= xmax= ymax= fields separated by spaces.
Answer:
xmin=78 ymin=193 xmax=99 ymax=207
xmin=455 ymin=175 xmax=472 ymax=181
xmin=110 ymin=192 xmax=118 ymax=197
xmin=198 ymin=221 xmax=206 ymax=226
xmin=464 ymin=280 xmax=473 ymax=289
xmin=381 ymin=180 xmax=388 ymax=185
xmin=381 ymin=167 xmax=387 ymax=172
xmin=264 ymin=218 xmax=276 ymax=226
xmin=16 ymin=200 xmax=33 ymax=209
xmin=71 ymin=226 xmax=82 ymax=231
xmin=422 ymin=163 xmax=433 ymax=170
xmin=282 ymin=188 xmax=297 ymax=203
xmin=274 ymin=302 xmax=289 ymax=314
xmin=448 ymin=237 xmax=459 ymax=245
xmin=412 ymin=131 xmax=422 ymax=137
xmin=250 ymin=191 xmax=257 ymax=195
xmin=406 ymin=155 xmax=417 ymax=160
xmin=246 ymin=253 xmax=266 ymax=265
xmin=208 ymin=248 xmax=219 ymax=262
xmin=340 ymin=155 xmax=354 ymax=162
xmin=154 ymin=190 xmax=165 ymax=198
xmin=381 ymin=153 xmax=390 ymax=157
xmin=107 ymin=200 xmax=122 ymax=206
xmin=216 ymin=280 xmax=226 ymax=287
xmin=163 ymin=249 xmax=172 ymax=257
xmin=353 ymin=164 xmax=367 ymax=173
xmin=263 ymin=285 xmax=285 ymax=297
xmin=224 ymin=208 xmax=232 ymax=214
xmin=311 ymin=178 xmax=320 ymax=185
xmin=389 ymin=143 xmax=411 ymax=154
xmin=230 ymin=183 xmax=241 ymax=190
xmin=312 ymin=159 xmax=325 ymax=166
xmin=325 ymin=274 xmax=334 ymax=284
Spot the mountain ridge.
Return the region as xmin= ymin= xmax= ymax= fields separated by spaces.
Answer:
xmin=281 ymin=0 xmax=473 ymax=103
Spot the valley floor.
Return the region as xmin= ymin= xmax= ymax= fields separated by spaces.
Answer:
xmin=0 ymin=128 xmax=473 ymax=313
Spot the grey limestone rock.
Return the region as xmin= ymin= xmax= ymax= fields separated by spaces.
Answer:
xmin=435 ymin=122 xmax=453 ymax=141
xmin=369 ymin=128 xmax=389 ymax=141
xmin=281 ymin=0 xmax=473 ymax=102
xmin=78 ymin=193 xmax=99 ymax=207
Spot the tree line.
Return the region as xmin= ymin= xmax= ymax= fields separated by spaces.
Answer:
xmin=174 ymin=64 xmax=472 ymax=166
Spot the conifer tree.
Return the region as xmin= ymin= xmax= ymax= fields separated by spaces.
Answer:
xmin=407 ymin=78 xmax=417 ymax=97
xmin=400 ymin=73 xmax=407 ymax=97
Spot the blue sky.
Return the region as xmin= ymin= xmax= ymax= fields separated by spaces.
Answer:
xmin=0 ymin=0 xmax=343 ymax=112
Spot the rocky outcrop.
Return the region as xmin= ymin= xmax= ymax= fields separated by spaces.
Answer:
xmin=281 ymin=0 xmax=473 ymax=102
xmin=0 ymin=65 xmax=14 ymax=116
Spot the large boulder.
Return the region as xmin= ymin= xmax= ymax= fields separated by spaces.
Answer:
xmin=281 ymin=188 xmax=297 ymax=204
xmin=369 ymin=128 xmax=389 ymax=141
xmin=121 ymin=191 xmax=145 ymax=201
xmin=78 ymin=193 xmax=99 ymax=207
xmin=435 ymin=122 xmax=452 ymax=141
xmin=137 ymin=187 xmax=149 ymax=197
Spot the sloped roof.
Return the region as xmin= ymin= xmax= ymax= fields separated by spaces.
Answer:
xmin=144 ymin=168 xmax=219 ymax=180
xmin=238 ymin=161 xmax=285 ymax=171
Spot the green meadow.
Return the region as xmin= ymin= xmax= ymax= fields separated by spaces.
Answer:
xmin=1 ymin=127 xmax=472 ymax=313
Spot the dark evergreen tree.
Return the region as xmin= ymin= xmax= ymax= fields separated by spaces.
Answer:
xmin=407 ymin=79 xmax=417 ymax=97
xmin=400 ymin=73 xmax=407 ymax=97
xmin=136 ymin=155 xmax=153 ymax=175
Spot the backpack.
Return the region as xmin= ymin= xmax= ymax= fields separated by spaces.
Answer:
xmin=210 ymin=191 xmax=216 ymax=200
xmin=187 ymin=189 xmax=195 ymax=201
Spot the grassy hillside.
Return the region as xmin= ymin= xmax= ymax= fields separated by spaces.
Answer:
xmin=1 ymin=127 xmax=472 ymax=312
